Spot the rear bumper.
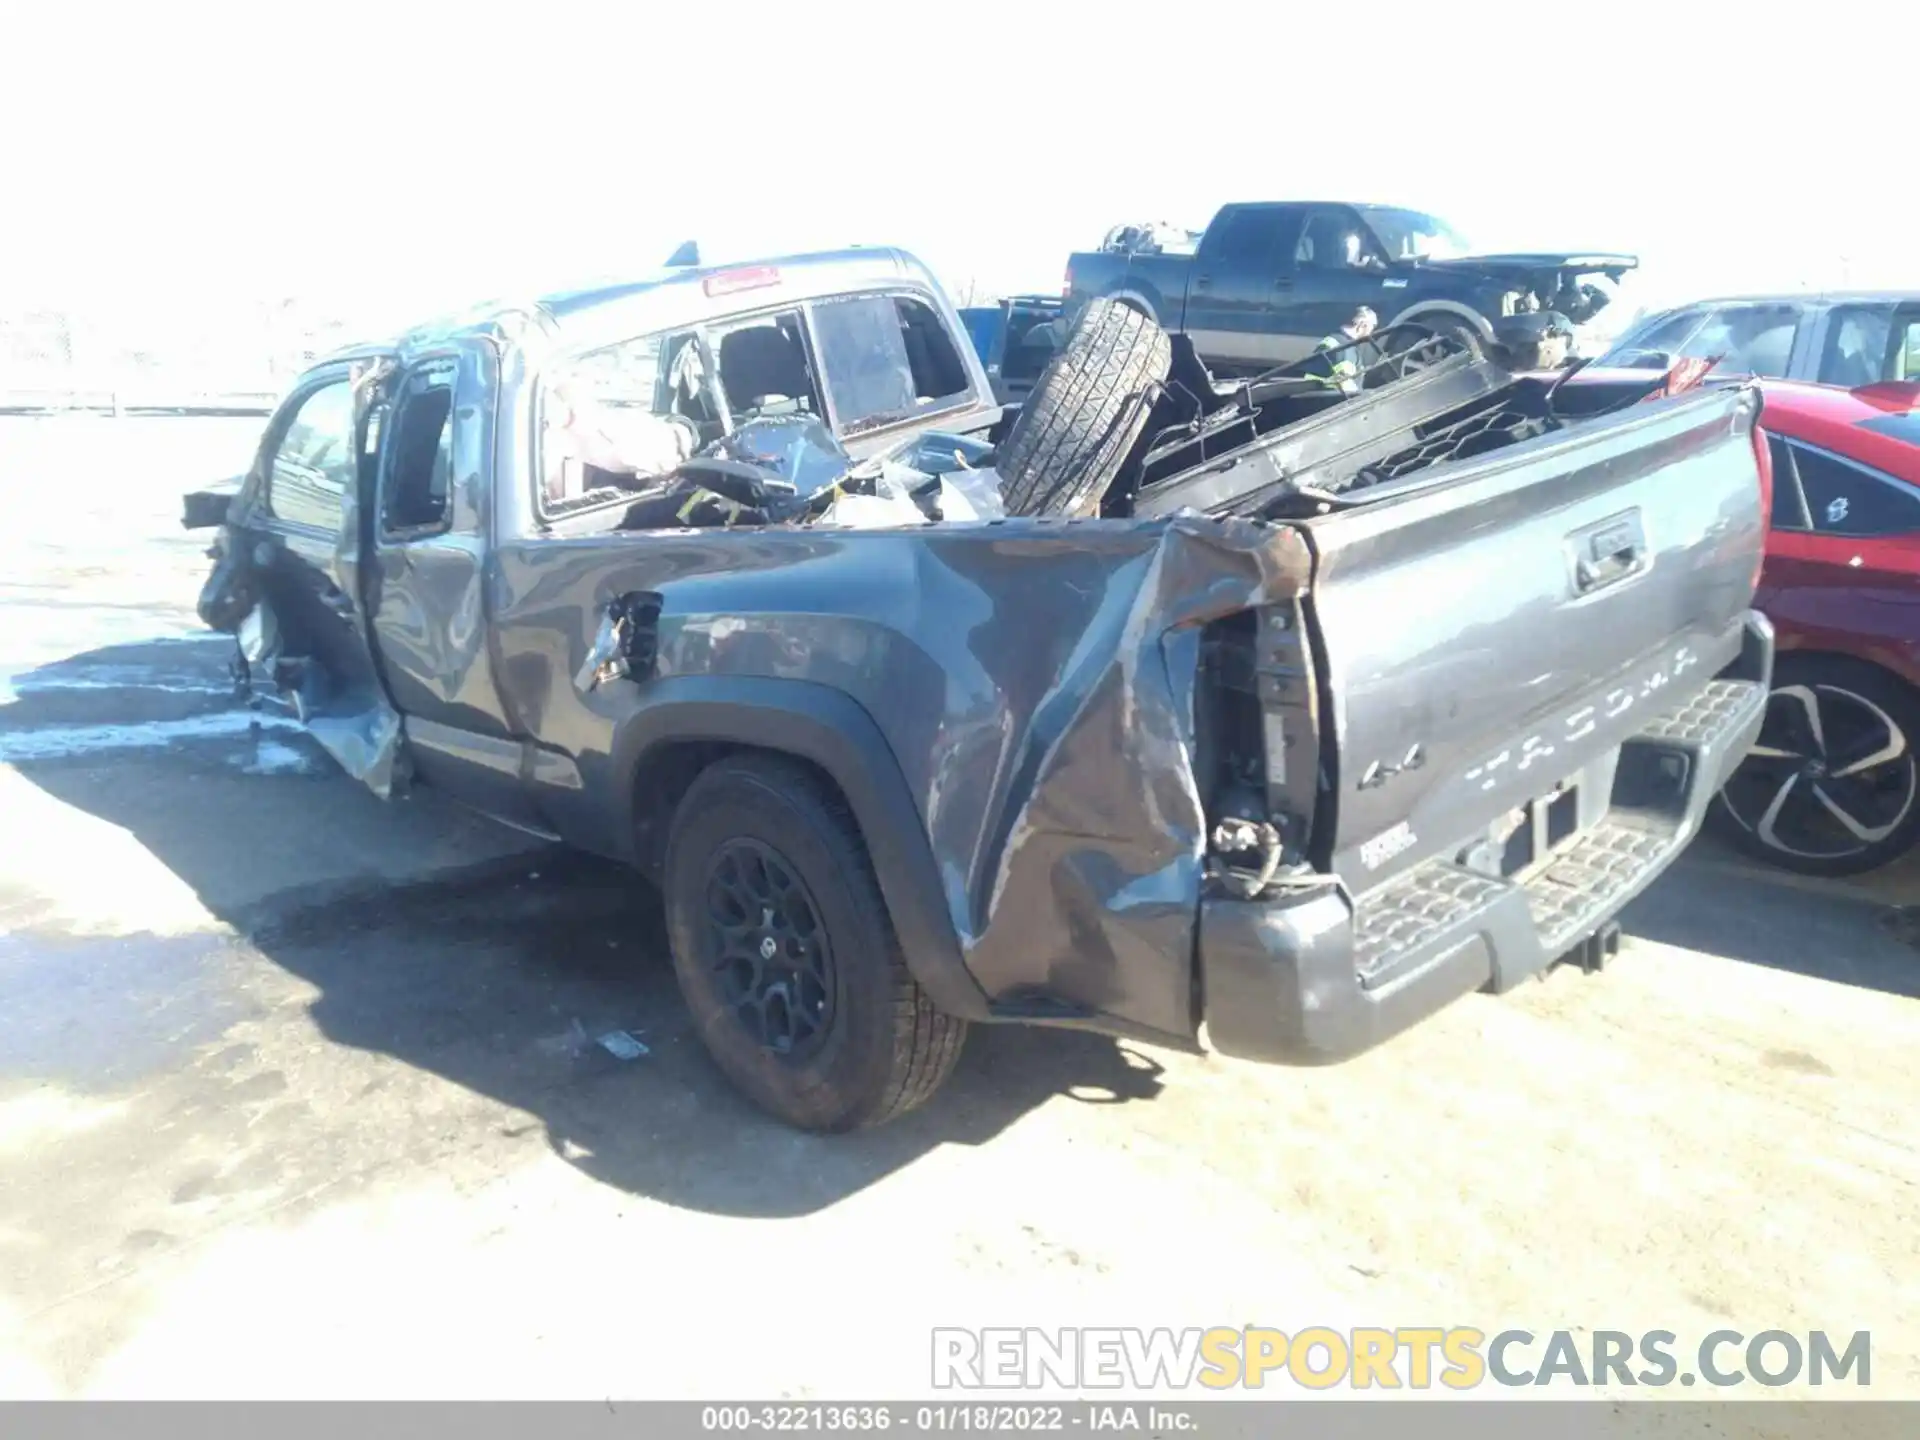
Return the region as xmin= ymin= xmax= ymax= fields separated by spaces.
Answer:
xmin=1199 ymin=610 xmax=1773 ymax=1065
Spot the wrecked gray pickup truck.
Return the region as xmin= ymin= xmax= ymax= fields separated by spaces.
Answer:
xmin=183 ymin=246 xmax=1775 ymax=1133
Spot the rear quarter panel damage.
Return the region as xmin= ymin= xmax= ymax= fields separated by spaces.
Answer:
xmin=492 ymin=515 xmax=1312 ymax=1043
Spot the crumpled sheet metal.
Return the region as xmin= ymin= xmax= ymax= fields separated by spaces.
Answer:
xmin=921 ymin=514 xmax=1310 ymax=1038
xmin=304 ymin=704 xmax=408 ymax=801
xmin=627 ymin=512 xmax=1311 ymax=1040
xmin=203 ymin=357 xmax=410 ymax=801
xmin=577 ymin=607 xmax=631 ymax=694
xmin=236 ymin=594 xmax=410 ymax=800
xmin=303 ymin=355 xmax=410 ymax=800
xmin=576 ymin=592 xmax=662 ymax=694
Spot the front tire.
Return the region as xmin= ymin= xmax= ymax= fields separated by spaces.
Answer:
xmin=1714 ymin=655 xmax=1920 ymax=877
xmin=664 ymin=754 xmax=967 ymax=1131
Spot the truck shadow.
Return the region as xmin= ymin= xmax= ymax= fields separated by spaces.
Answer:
xmin=6 ymin=643 xmax=1168 ymax=1220
xmin=236 ymin=846 xmax=1172 ymax=1217
xmin=1621 ymin=844 xmax=1920 ymax=999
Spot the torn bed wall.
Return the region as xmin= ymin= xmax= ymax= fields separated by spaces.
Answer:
xmin=528 ymin=514 xmax=1312 ymax=1043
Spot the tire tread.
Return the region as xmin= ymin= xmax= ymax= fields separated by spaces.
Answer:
xmin=997 ymin=299 xmax=1172 ymax=517
xmin=666 ymin=754 xmax=966 ymax=1131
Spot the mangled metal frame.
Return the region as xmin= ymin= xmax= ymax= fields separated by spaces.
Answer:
xmin=550 ymin=509 xmax=1321 ymax=1046
xmin=1083 ymin=322 xmax=1726 ymax=525
xmin=195 ymin=354 xmax=412 ymax=795
xmin=1114 ymin=325 xmax=1529 ymax=519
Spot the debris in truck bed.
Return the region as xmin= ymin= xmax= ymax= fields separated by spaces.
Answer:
xmin=614 ymin=413 xmax=1005 ymax=532
xmin=812 ymin=487 xmax=928 ymax=529
xmin=601 ymin=303 xmax=1658 ymax=538
xmin=1005 ymin=306 xmax=1739 ymax=525
xmin=930 ymin=466 xmax=1006 ymax=522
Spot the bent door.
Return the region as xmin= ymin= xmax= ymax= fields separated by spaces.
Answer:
xmin=363 ymin=345 xmax=545 ymax=828
xmin=239 ymin=360 xmax=409 ymax=794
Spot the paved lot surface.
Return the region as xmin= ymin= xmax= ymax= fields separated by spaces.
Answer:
xmin=2 ymin=418 xmax=1917 ymax=1424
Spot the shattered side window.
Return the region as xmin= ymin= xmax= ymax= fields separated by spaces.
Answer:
xmin=562 ymin=332 xmax=666 ymax=409
xmin=1295 ymin=210 xmax=1354 ymax=270
xmin=541 ymin=330 xmax=713 ymax=512
xmin=382 ymin=370 xmax=455 ymax=533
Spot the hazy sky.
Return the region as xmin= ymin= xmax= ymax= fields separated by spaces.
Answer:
xmin=5 ymin=1 xmax=1912 ymax=336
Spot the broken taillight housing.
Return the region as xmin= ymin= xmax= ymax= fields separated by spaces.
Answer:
xmin=702 ymin=266 xmax=781 ymax=298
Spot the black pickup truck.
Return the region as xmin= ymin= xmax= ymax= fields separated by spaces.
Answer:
xmin=1067 ymin=201 xmax=1637 ymax=375
xmin=183 ymin=248 xmax=1772 ymax=1135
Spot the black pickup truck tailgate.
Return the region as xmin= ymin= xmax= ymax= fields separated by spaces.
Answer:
xmin=1301 ymin=382 xmax=1768 ymax=896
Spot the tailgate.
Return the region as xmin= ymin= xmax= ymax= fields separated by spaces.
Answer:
xmin=1301 ymin=382 xmax=1766 ymax=891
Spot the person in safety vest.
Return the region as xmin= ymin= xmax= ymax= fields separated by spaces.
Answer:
xmin=1311 ymin=306 xmax=1379 ymax=394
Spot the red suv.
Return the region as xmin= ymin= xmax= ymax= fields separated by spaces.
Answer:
xmin=1713 ymin=379 xmax=1920 ymax=874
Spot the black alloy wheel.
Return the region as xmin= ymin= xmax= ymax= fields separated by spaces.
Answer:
xmin=702 ymin=837 xmax=834 ymax=1062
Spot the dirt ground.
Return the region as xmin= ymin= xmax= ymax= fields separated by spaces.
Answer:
xmin=2 ymin=418 xmax=1916 ymax=1425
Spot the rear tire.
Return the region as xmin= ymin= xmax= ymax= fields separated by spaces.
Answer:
xmin=664 ymin=753 xmax=967 ymax=1131
xmin=996 ymin=298 xmax=1173 ymax=517
xmin=1713 ymin=655 xmax=1920 ymax=877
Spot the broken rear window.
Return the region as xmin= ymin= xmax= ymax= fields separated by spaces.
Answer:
xmin=810 ymin=295 xmax=972 ymax=436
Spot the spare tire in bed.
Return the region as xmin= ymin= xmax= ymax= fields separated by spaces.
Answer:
xmin=995 ymin=298 xmax=1173 ymax=517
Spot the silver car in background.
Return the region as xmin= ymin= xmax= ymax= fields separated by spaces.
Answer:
xmin=1597 ymin=291 xmax=1920 ymax=386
